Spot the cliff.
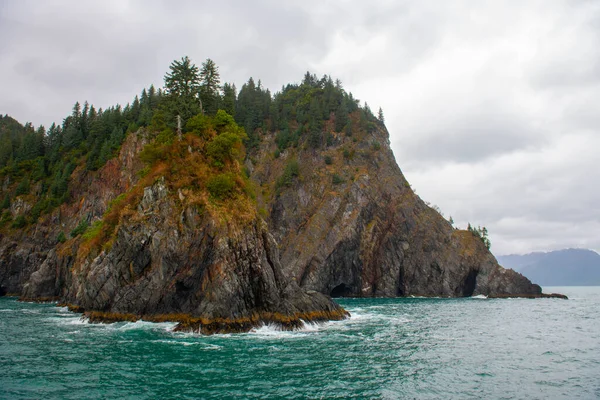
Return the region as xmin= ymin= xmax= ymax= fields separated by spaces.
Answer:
xmin=248 ymin=114 xmax=544 ymax=298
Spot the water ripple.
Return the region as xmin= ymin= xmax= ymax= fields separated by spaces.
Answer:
xmin=1 ymin=286 xmax=599 ymax=399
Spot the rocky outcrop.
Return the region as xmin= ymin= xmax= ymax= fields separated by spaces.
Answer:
xmin=21 ymin=178 xmax=347 ymax=333
xmin=249 ymin=120 xmax=550 ymax=299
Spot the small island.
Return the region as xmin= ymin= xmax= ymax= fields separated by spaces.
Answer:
xmin=0 ymin=57 xmax=563 ymax=333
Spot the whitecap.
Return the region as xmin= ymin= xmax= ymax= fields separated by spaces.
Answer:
xmin=47 ymin=316 xmax=90 ymax=326
xmin=114 ymin=320 xmax=177 ymax=332
xmin=248 ymin=324 xmax=311 ymax=339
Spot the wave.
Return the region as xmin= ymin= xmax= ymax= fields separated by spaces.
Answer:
xmin=113 ymin=320 xmax=177 ymax=332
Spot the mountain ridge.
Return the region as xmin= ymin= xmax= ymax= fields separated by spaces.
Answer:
xmin=497 ymin=248 xmax=600 ymax=286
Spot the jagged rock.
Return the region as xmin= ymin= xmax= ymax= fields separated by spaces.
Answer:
xmin=10 ymin=198 xmax=31 ymax=216
xmin=21 ymin=178 xmax=347 ymax=332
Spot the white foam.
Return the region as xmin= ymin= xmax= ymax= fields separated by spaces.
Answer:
xmin=113 ymin=320 xmax=177 ymax=332
xmin=48 ymin=316 xmax=90 ymax=326
xmin=248 ymin=323 xmax=311 ymax=339
xmin=471 ymin=294 xmax=488 ymax=299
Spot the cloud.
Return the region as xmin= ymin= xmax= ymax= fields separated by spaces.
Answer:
xmin=0 ymin=0 xmax=599 ymax=255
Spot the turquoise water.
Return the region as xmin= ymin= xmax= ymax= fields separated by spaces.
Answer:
xmin=1 ymin=287 xmax=599 ymax=399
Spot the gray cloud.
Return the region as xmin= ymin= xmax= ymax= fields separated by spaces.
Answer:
xmin=0 ymin=0 xmax=599 ymax=255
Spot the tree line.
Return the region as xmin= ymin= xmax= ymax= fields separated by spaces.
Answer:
xmin=0 ymin=55 xmax=386 ymax=227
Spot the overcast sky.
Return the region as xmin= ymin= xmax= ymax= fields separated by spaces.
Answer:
xmin=1 ymin=0 xmax=599 ymax=255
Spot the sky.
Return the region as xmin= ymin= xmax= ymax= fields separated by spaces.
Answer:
xmin=0 ymin=0 xmax=599 ymax=255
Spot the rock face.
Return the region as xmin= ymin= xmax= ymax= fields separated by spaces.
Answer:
xmin=1 ymin=129 xmax=148 ymax=297
xmin=249 ymin=121 xmax=544 ymax=298
xmin=22 ymin=178 xmax=346 ymax=333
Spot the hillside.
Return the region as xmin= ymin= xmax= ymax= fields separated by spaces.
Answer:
xmin=0 ymin=56 xmax=562 ymax=332
xmin=498 ymin=249 xmax=600 ymax=286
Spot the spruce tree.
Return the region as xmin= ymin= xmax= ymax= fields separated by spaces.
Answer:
xmin=199 ymin=58 xmax=221 ymax=115
xmin=222 ymin=83 xmax=236 ymax=116
xmin=163 ymin=56 xmax=202 ymax=123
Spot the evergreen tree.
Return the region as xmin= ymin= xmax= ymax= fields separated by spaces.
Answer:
xmin=163 ymin=56 xmax=202 ymax=123
xmin=81 ymin=101 xmax=90 ymax=138
xmin=199 ymin=58 xmax=221 ymax=115
xmin=222 ymin=83 xmax=236 ymax=116
xmin=164 ymin=57 xmax=200 ymax=98
xmin=62 ymin=124 xmax=83 ymax=150
xmin=378 ymin=107 xmax=385 ymax=124
xmin=15 ymin=178 xmax=30 ymax=196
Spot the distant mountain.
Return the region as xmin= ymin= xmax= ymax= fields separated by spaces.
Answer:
xmin=497 ymin=249 xmax=600 ymax=286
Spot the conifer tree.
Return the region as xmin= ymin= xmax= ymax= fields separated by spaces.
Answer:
xmin=163 ymin=56 xmax=202 ymax=122
xmin=378 ymin=107 xmax=385 ymax=124
xmin=222 ymin=83 xmax=236 ymax=116
xmin=199 ymin=58 xmax=221 ymax=115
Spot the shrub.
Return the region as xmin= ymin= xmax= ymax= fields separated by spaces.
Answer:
xmin=140 ymin=142 xmax=168 ymax=165
xmin=345 ymin=124 xmax=353 ymax=137
xmin=186 ymin=113 xmax=212 ymax=136
xmin=15 ymin=178 xmax=30 ymax=196
xmin=207 ymin=132 xmax=242 ymax=164
xmin=276 ymin=159 xmax=300 ymax=189
xmin=11 ymin=215 xmax=26 ymax=229
xmin=0 ymin=211 xmax=11 ymax=226
xmin=213 ymin=110 xmax=235 ymax=129
xmin=324 ymin=155 xmax=333 ymax=165
xmin=1 ymin=195 xmax=10 ymax=210
xmin=325 ymin=132 xmax=333 ymax=147
xmin=332 ymin=174 xmax=345 ymax=185
xmin=70 ymin=219 xmax=90 ymax=238
xmin=57 ymin=231 xmax=67 ymax=243
xmin=372 ymin=141 xmax=381 ymax=151
xmin=82 ymin=220 xmax=104 ymax=240
xmin=207 ymin=174 xmax=236 ymax=200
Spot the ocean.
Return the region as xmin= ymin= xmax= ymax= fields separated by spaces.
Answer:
xmin=1 ymin=287 xmax=599 ymax=399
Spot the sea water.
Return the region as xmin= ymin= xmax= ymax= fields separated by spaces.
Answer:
xmin=1 ymin=287 xmax=599 ymax=399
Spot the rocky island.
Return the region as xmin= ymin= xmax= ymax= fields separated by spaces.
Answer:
xmin=0 ymin=57 xmax=563 ymax=334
